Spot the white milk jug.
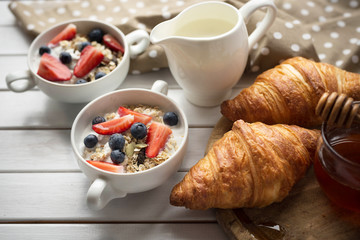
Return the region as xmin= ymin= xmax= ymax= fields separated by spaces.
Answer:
xmin=150 ymin=0 xmax=277 ymax=107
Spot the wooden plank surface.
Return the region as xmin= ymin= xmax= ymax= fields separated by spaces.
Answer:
xmin=0 ymin=1 xmax=16 ymax=26
xmin=0 ymin=172 xmax=215 ymax=222
xmin=0 ymin=26 xmax=32 ymax=54
xmin=0 ymin=224 xmax=228 ymax=240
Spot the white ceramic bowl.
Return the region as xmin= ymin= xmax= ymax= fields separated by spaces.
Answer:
xmin=71 ymin=80 xmax=189 ymax=210
xmin=6 ymin=19 xmax=150 ymax=103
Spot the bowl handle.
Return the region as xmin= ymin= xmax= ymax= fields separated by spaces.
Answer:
xmin=6 ymin=70 xmax=36 ymax=93
xmin=87 ymin=178 xmax=127 ymax=210
xmin=125 ymin=29 xmax=150 ymax=58
xmin=151 ymin=80 xmax=168 ymax=95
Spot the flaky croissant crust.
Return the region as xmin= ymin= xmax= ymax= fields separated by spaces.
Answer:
xmin=170 ymin=120 xmax=319 ymax=210
xmin=221 ymin=57 xmax=360 ymax=127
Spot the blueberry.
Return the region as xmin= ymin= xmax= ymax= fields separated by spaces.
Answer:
xmin=84 ymin=134 xmax=98 ymax=148
xmin=109 ymin=133 xmax=125 ymax=150
xmin=59 ymin=52 xmax=72 ymax=64
xmin=75 ymin=79 xmax=87 ymax=84
xmin=39 ymin=46 xmax=51 ymax=56
xmin=163 ymin=112 xmax=178 ymax=126
xmin=88 ymin=28 xmax=104 ymax=43
xmin=130 ymin=122 xmax=147 ymax=139
xmin=79 ymin=41 xmax=91 ymax=52
xmin=92 ymin=116 xmax=106 ymax=125
xmin=110 ymin=150 xmax=125 ymax=164
xmin=95 ymin=72 xmax=106 ymax=79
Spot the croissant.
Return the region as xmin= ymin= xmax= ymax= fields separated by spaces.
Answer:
xmin=170 ymin=120 xmax=319 ymax=210
xmin=221 ymin=57 xmax=360 ymax=127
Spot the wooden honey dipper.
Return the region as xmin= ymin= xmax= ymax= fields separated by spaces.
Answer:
xmin=315 ymin=92 xmax=360 ymax=128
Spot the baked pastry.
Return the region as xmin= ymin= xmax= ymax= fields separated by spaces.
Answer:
xmin=170 ymin=120 xmax=319 ymax=210
xmin=221 ymin=57 xmax=360 ymax=127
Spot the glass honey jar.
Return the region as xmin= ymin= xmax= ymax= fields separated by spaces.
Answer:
xmin=314 ymin=122 xmax=360 ymax=212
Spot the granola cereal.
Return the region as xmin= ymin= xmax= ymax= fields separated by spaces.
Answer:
xmin=83 ymin=105 xmax=179 ymax=173
xmin=55 ymin=36 xmax=123 ymax=84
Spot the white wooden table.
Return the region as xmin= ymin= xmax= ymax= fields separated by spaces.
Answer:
xmin=0 ymin=2 xmax=253 ymax=239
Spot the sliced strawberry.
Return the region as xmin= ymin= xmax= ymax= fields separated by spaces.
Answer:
xmin=103 ymin=34 xmax=124 ymax=53
xmin=48 ymin=23 xmax=77 ymax=47
xmin=73 ymin=45 xmax=104 ymax=78
xmin=86 ymin=160 xmax=124 ymax=173
xmin=92 ymin=115 xmax=134 ymax=135
xmin=146 ymin=122 xmax=172 ymax=158
xmin=117 ymin=106 xmax=152 ymax=125
xmin=37 ymin=53 xmax=72 ymax=81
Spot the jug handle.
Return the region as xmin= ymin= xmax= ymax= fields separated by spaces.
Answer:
xmin=239 ymin=0 xmax=277 ymax=51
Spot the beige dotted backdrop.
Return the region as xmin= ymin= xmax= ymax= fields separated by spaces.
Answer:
xmin=8 ymin=0 xmax=360 ymax=76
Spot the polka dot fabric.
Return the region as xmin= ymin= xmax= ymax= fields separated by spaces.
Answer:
xmin=8 ymin=0 xmax=360 ymax=75
xmin=273 ymin=0 xmax=360 ymax=73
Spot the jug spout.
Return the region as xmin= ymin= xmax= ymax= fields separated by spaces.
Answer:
xmin=150 ymin=20 xmax=176 ymax=45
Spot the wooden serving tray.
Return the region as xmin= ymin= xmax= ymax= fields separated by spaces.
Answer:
xmin=206 ymin=117 xmax=360 ymax=240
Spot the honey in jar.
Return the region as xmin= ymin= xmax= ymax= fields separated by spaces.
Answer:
xmin=314 ymin=123 xmax=360 ymax=212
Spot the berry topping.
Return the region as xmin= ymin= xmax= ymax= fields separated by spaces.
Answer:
xmin=75 ymin=79 xmax=87 ymax=84
xmin=48 ymin=23 xmax=77 ymax=46
xmin=86 ymin=160 xmax=124 ymax=173
xmin=163 ymin=112 xmax=179 ymax=126
xmin=95 ymin=72 xmax=106 ymax=79
xmin=109 ymin=133 xmax=125 ymax=150
xmin=130 ymin=122 xmax=147 ymax=140
xmin=73 ymin=45 xmax=104 ymax=78
xmin=39 ymin=46 xmax=51 ymax=56
xmin=79 ymin=41 xmax=91 ymax=52
xmin=146 ymin=122 xmax=172 ymax=158
xmin=59 ymin=52 xmax=72 ymax=64
xmin=117 ymin=106 xmax=152 ymax=125
xmin=137 ymin=148 xmax=146 ymax=165
xmin=92 ymin=116 xmax=106 ymax=125
xmin=84 ymin=134 xmax=98 ymax=148
xmin=92 ymin=115 xmax=135 ymax=135
xmin=110 ymin=150 xmax=125 ymax=164
xmin=103 ymin=34 xmax=125 ymax=53
xmin=37 ymin=53 xmax=72 ymax=81
xmin=88 ymin=28 xmax=104 ymax=43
